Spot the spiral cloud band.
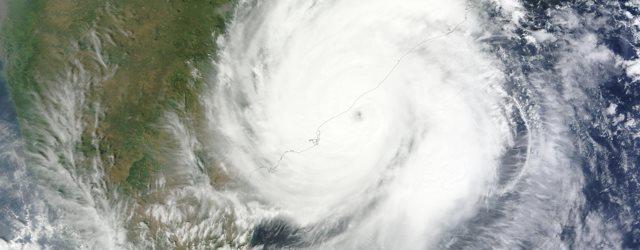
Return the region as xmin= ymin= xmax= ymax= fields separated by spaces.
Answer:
xmin=2 ymin=0 xmax=638 ymax=248
xmin=212 ymin=0 xmax=527 ymax=248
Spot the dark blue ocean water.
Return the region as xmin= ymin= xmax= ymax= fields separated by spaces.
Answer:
xmin=0 ymin=1 xmax=638 ymax=248
xmin=250 ymin=2 xmax=640 ymax=248
xmin=524 ymin=1 xmax=640 ymax=247
xmin=479 ymin=0 xmax=640 ymax=247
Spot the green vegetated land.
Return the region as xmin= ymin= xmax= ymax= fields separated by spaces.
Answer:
xmin=0 ymin=0 xmax=233 ymax=196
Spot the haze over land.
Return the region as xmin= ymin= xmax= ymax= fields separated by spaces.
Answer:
xmin=1 ymin=0 xmax=640 ymax=248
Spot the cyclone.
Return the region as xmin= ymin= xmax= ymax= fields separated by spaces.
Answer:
xmin=209 ymin=0 xmax=562 ymax=248
xmin=2 ymin=0 xmax=640 ymax=248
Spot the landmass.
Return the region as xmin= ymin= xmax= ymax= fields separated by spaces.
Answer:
xmin=0 ymin=0 xmax=236 ymax=247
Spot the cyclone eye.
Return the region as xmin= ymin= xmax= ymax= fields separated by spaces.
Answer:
xmin=352 ymin=110 xmax=363 ymax=122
